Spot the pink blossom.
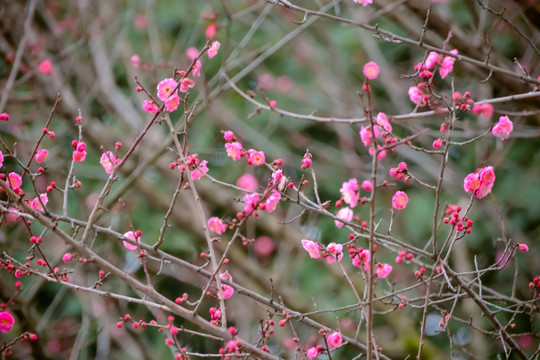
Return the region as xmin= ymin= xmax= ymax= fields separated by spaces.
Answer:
xmin=179 ymin=78 xmax=195 ymax=93
xmin=73 ymin=150 xmax=87 ymax=162
xmin=254 ymin=236 xmax=275 ymax=257
xmin=306 ymin=347 xmax=318 ymax=359
xmin=326 ymin=242 xmax=343 ymax=264
xmin=39 ymin=60 xmax=52 ymax=75
xmin=157 ymin=78 xmax=178 ymax=101
xmin=36 ymin=149 xmax=48 ymax=163
xmin=376 ymin=112 xmax=392 ymax=132
xmin=265 ymin=189 xmax=281 ymax=213
xmin=208 ymin=217 xmax=228 ymax=235
xmin=8 ymin=172 xmax=22 ymax=190
xmin=335 ymin=207 xmax=353 ymax=228
xmin=237 ymin=173 xmax=258 ymax=191
xmin=0 ymin=150 xmax=3 ymax=169
xmin=208 ymin=41 xmax=220 ymax=58
xmin=361 ymin=180 xmax=373 ymax=192
xmin=243 ymin=193 xmax=260 ymax=214
xmin=408 ymin=86 xmax=422 ymax=105
xmin=472 ymin=103 xmax=494 ymax=118
xmin=439 ymin=49 xmax=458 ymax=79
xmin=130 ymin=54 xmax=140 ymax=68
xmin=186 ymin=47 xmax=199 ymax=60
xmin=165 ymin=94 xmax=180 ymax=112
xmin=359 ymin=125 xmax=379 ymax=147
xmin=353 ymin=0 xmax=373 ymax=6
xmin=142 ymin=100 xmax=159 ymax=114
xmin=518 ymin=243 xmax=529 ymax=252
xmin=327 ymin=332 xmax=343 ymax=349
xmin=219 ymin=273 xmax=235 ymax=299
xmin=62 ymin=253 xmax=73 ymax=263
xmin=301 ymin=239 xmax=320 ymax=259
xmin=191 ymin=160 xmax=208 ymax=180
xmin=0 ymin=312 xmax=15 ymax=333
xmin=363 ymin=61 xmax=379 ymax=79
xmin=0 ymin=113 xmax=9 ymax=121
xmin=272 ymin=169 xmax=287 ymax=190
xmin=247 ymin=149 xmax=265 ymax=166
xmin=433 ymin=138 xmax=443 ymax=148
xmin=100 ymin=151 xmax=120 ymax=174
xmin=492 ymin=115 xmax=513 ymax=141
xmin=223 ymin=130 xmax=235 ymax=141
xmin=376 ymin=263 xmax=393 ymax=278
xmin=225 ymin=142 xmax=243 ymax=161
xmin=464 ymin=166 xmax=495 ymax=199
xmin=392 ymin=191 xmax=408 ymax=210
xmin=425 ymin=52 xmax=440 ymax=70
xmin=123 ymin=231 xmax=141 ymax=250
xmin=352 ymin=249 xmax=370 ymax=271
xmin=340 ymin=178 xmax=359 ymax=208
xmin=192 ymin=60 xmax=202 ymax=77
xmin=30 ymin=193 xmax=48 ymax=212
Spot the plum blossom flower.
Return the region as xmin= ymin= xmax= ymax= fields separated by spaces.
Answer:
xmin=0 ymin=150 xmax=3 ymax=169
xmin=363 ymin=61 xmax=379 ymax=79
xmin=326 ymin=242 xmax=343 ymax=264
xmin=72 ymin=144 xmax=87 ymax=162
xmin=8 ymin=172 xmax=22 ymax=190
xmin=302 ymin=240 xmax=320 ymax=259
xmin=408 ymin=86 xmax=423 ymax=105
xmin=492 ymin=115 xmax=513 ymax=141
xmin=340 ymin=178 xmax=359 ymax=208
xmin=123 ymin=231 xmax=141 ymax=250
xmin=186 ymin=47 xmax=198 ymax=60
xmin=208 ymin=41 xmax=220 ymax=58
xmin=352 ymin=249 xmax=370 ymax=271
xmin=472 ymin=103 xmax=494 ymax=118
xmin=191 ymin=160 xmax=208 ymax=180
xmin=376 ymin=263 xmax=393 ymax=278
xmin=376 ymin=112 xmax=392 ymax=132
xmin=247 ymin=149 xmax=265 ymax=166
xmin=327 ymin=332 xmax=343 ymax=349
xmin=223 ymin=130 xmax=235 ymax=141
xmin=361 ymin=179 xmax=373 ymax=192
xmin=225 ymin=142 xmax=243 ymax=161
xmin=192 ymin=60 xmax=202 ymax=77
xmin=219 ymin=272 xmax=235 ymax=299
xmin=39 ymin=60 xmax=52 ymax=75
xmin=0 ymin=113 xmax=9 ymax=121
xmin=142 ymin=100 xmax=159 ymax=114
xmin=30 ymin=193 xmax=48 ymax=212
xmin=265 ymin=189 xmax=281 ymax=213
xmin=439 ymin=49 xmax=458 ymax=79
xmin=157 ymin=78 xmax=178 ymax=101
xmin=463 ymin=166 xmax=495 ymax=199
xmin=100 ymin=151 xmax=120 ymax=174
xmin=335 ymin=207 xmax=353 ymax=228
xmin=208 ymin=217 xmax=228 ymax=235
xmin=165 ymin=94 xmax=180 ymax=112
xmin=0 ymin=312 xmax=15 ymax=333
xmin=518 ymin=243 xmax=529 ymax=252
xmin=425 ymin=52 xmax=440 ymax=69
xmin=62 ymin=253 xmax=73 ymax=263
xmin=306 ymin=347 xmax=318 ymax=359
xmin=179 ymin=78 xmax=195 ymax=93
xmin=237 ymin=173 xmax=258 ymax=192
xmin=243 ymin=193 xmax=260 ymax=214
xmin=392 ymin=191 xmax=408 ymax=210
xmin=36 ymin=149 xmax=48 ymax=163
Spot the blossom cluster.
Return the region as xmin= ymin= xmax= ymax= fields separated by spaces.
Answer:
xmin=463 ymin=166 xmax=495 ymax=199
